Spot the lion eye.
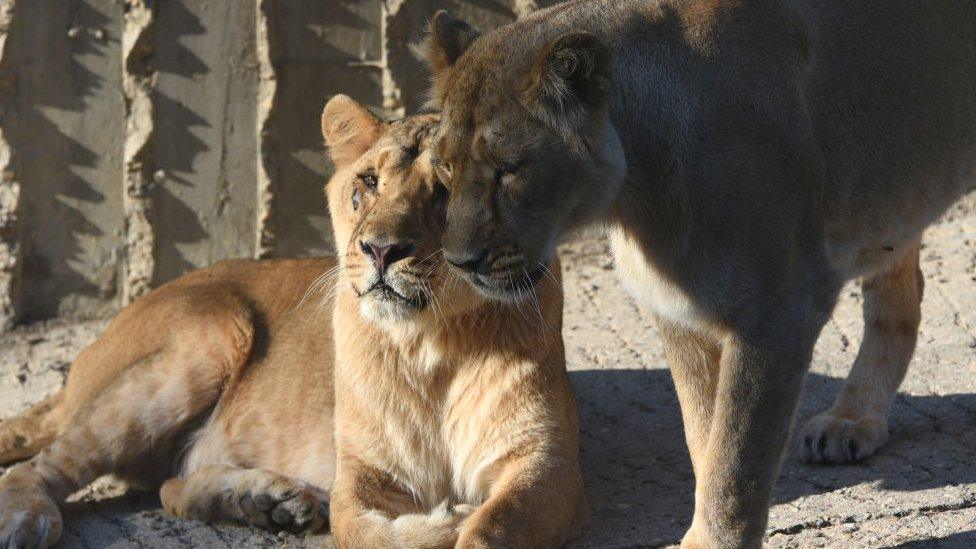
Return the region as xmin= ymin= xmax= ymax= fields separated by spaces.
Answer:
xmin=360 ymin=171 xmax=378 ymax=190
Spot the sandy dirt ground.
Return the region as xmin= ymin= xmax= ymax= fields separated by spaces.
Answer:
xmin=1 ymin=194 xmax=974 ymax=548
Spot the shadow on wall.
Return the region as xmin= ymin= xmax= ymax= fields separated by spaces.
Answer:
xmin=150 ymin=0 xmax=212 ymax=284
xmin=4 ymin=0 xmax=570 ymax=322
xmin=8 ymin=1 xmax=116 ymax=320
xmin=269 ymin=0 xmax=384 ymax=259
xmin=569 ymin=369 xmax=976 ymax=547
xmin=387 ymin=0 xmax=491 ymax=113
xmin=385 ymin=0 xmax=564 ymax=113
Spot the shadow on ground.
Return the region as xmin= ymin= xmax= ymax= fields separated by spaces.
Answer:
xmin=19 ymin=369 xmax=976 ymax=548
xmin=894 ymin=531 xmax=976 ymax=549
xmin=570 ymin=369 xmax=976 ymax=547
xmin=59 ymin=490 xmax=282 ymax=548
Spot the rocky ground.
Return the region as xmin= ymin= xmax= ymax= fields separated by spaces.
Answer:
xmin=1 ymin=194 xmax=974 ymax=548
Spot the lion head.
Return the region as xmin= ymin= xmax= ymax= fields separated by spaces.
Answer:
xmin=419 ymin=11 xmax=626 ymax=301
xmin=321 ymin=95 xmax=482 ymax=327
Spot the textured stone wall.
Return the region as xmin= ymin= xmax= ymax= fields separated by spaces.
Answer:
xmin=0 ymin=0 xmax=553 ymax=327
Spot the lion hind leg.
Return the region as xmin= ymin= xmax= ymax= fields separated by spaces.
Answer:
xmin=0 ymin=391 xmax=64 ymax=466
xmin=802 ymin=241 xmax=923 ymax=464
xmin=161 ymin=464 xmax=327 ymax=534
xmin=0 ymin=306 xmax=253 ymax=549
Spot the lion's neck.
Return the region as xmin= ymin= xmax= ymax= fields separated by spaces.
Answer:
xmin=334 ymin=290 xmax=560 ymax=380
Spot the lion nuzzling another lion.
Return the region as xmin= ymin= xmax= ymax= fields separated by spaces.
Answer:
xmin=420 ymin=1 xmax=975 ymax=547
xmin=0 ymin=97 xmax=585 ymax=549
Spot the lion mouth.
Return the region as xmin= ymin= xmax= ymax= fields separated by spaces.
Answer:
xmin=362 ymin=281 xmax=428 ymax=309
xmin=468 ymin=265 xmax=545 ymax=301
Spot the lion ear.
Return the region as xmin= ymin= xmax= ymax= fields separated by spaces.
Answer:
xmin=420 ymin=10 xmax=479 ymax=79
xmin=321 ymin=94 xmax=383 ymax=168
xmin=521 ymin=32 xmax=611 ymax=138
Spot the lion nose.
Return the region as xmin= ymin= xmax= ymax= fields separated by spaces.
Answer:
xmin=360 ymin=239 xmax=415 ymax=274
xmin=444 ymin=249 xmax=486 ymax=274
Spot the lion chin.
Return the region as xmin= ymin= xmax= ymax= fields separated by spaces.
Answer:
xmin=464 ymin=264 xmax=547 ymax=303
xmin=357 ymin=285 xmax=425 ymax=326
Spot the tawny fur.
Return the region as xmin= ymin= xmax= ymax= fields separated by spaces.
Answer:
xmin=0 ymin=99 xmax=586 ymax=549
xmin=322 ymin=98 xmax=585 ymax=549
xmin=0 ymin=256 xmax=336 ymax=547
xmin=421 ymin=2 xmax=975 ymax=547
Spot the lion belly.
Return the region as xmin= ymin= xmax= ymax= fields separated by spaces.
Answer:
xmin=797 ymin=0 xmax=976 ymax=279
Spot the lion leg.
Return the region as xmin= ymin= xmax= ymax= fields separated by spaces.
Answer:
xmin=0 ymin=391 xmax=63 ymax=465
xmin=657 ymin=319 xmax=722 ymax=478
xmin=160 ymin=464 xmax=326 ymax=534
xmin=330 ymin=456 xmax=469 ymax=548
xmin=0 ymin=309 xmax=252 ymax=549
xmin=456 ymin=452 xmax=585 ymax=548
xmin=801 ymin=241 xmax=923 ymax=464
xmin=681 ymin=304 xmax=827 ymax=549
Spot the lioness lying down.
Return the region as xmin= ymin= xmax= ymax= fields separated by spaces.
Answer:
xmin=0 ymin=97 xmax=584 ymax=548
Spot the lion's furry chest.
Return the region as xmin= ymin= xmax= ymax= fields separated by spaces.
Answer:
xmin=337 ymin=351 xmax=541 ymax=508
xmin=609 ymin=228 xmax=707 ymax=329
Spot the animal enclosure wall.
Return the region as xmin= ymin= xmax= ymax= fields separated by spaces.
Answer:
xmin=0 ymin=0 xmax=551 ymax=328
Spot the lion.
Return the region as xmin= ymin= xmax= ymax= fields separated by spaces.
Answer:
xmin=418 ymin=3 xmax=975 ymax=548
xmin=0 ymin=96 xmax=585 ymax=548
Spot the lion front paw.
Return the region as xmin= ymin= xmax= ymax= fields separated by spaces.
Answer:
xmin=800 ymin=412 xmax=888 ymax=464
xmin=0 ymin=467 xmax=62 ymax=549
xmin=238 ymin=475 xmax=326 ymax=534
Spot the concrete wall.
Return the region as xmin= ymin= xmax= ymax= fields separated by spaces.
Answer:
xmin=0 ymin=0 xmax=554 ymax=327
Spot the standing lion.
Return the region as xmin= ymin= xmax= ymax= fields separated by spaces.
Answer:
xmin=418 ymin=1 xmax=975 ymax=546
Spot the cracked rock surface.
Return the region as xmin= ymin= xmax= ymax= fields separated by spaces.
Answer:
xmin=1 ymin=193 xmax=974 ymax=548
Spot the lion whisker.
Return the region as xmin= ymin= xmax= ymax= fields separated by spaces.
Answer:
xmin=416 ymin=247 xmax=443 ymax=267
xmin=523 ymin=267 xmax=550 ymax=345
xmin=509 ymin=271 xmax=532 ymax=326
xmin=290 ymin=264 xmax=343 ymax=315
xmin=448 ymin=267 xmax=463 ymax=295
xmin=421 ymin=278 xmax=446 ymax=325
xmin=310 ymin=279 xmax=346 ymax=321
xmin=538 ymin=261 xmax=559 ymax=287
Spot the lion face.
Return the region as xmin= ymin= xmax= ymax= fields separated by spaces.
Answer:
xmin=421 ymin=12 xmax=626 ymax=301
xmin=322 ymin=96 xmax=479 ymax=326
